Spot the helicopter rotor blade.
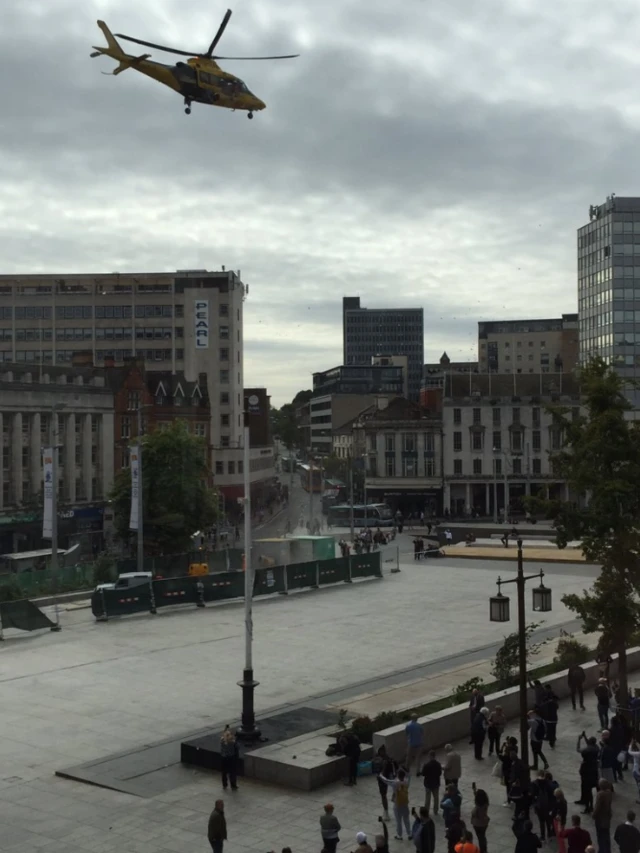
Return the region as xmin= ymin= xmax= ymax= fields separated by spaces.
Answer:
xmin=206 ymin=8 xmax=232 ymax=57
xmin=114 ymin=33 xmax=197 ymax=57
xmin=212 ymin=54 xmax=300 ymax=60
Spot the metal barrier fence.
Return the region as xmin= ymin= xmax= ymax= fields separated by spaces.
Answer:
xmin=91 ymin=552 xmax=382 ymax=620
xmin=114 ymin=548 xmax=244 ymax=577
xmin=3 ymin=563 xmax=96 ymax=597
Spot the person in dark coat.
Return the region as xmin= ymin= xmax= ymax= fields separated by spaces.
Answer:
xmin=471 ymin=708 xmax=489 ymax=760
xmin=468 ymin=689 xmax=486 ymax=740
xmin=514 ymin=819 xmax=542 ymax=853
xmin=219 ymin=727 xmax=239 ymax=791
xmin=541 ymin=685 xmax=560 ymax=748
xmin=614 ymin=810 xmax=640 ymax=853
xmin=568 ymin=664 xmax=586 ymax=711
xmin=577 ymin=737 xmax=600 ymax=813
xmin=341 ymin=732 xmax=361 ymax=786
xmin=608 ymin=716 xmax=628 ymax=782
xmin=207 ymin=800 xmax=227 ymax=853
xmin=414 ymin=806 xmax=436 ymax=853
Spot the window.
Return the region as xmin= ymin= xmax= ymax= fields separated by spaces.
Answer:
xmin=453 ymin=459 xmax=462 ymax=475
xmin=472 ymin=432 xmax=483 ymax=451
xmin=512 ymin=457 xmax=522 ymax=475
xmin=219 ymin=303 xmax=229 ymax=317
xmin=385 ymin=455 xmax=396 ymax=477
xmin=221 ymin=435 xmax=230 ymax=448
xmin=127 ymin=391 xmax=140 ymax=411
xmin=492 ymin=431 xmax=501 ymax=451
xmin=473 ymin=458 xmax=482 ymax=475
xmin=219 ymin=347 xmax=229 ymax=361
xmin=492 ymin=408 xmax=501 ymax=426
xmin=402 ymin=457 xmax=417 ymax=477
xmin=228 ymin=461 xmax=235 ymax=475
xmin=453 ymin=431 xmax=462 ymax=451
xmin=512 ymin=408 xmax=520 ymax=425
xmin=532 ymin=430 xmax=541 ymax=452
xmin=219 ymin=325 xmax=229 ymax=340
xmin=220 ymin=369 xmax=229 ymax=383
xmin=402 ymin=433 xmax=416 ymax=452
xmin=551 ymin=428 xmax=562 ymax=450
xmin=532 ymin=458 xmax=541 ymax=475
xmin=221 ymin=414 xmax=230 ymax=427
xmin=194 ymin=423 xmax=206 ymax=437
xmin=511 ymin=431 xmax=523 ymax=452
xmin=453 ymin=408 xmax=461 ymax=425
xmin=238 ymin=460 xmax=243 ymax=474
xmin=174 ymin=395 xmax=184 ymax=407
xmin=121 ymin=416 xmax=130 ymax=439
xmin=22 ymin=447 xmax=28 ymax=469
xmin=472 ymin=408 xmax=481 ymax=425
xmin=425 ymin=457 xmax=435 ymax=477
xmin=215 ymin=460 xmax=223 ymax=475
xmin=384 ymin=434 xmax=395 ymax=452
xmin=494 ymin=457 xmax=502 ymax=475
xmin=532 ymin=407 xmax=541 ymax=427
xmin=220 ymin=391 xmax=229 ymax=405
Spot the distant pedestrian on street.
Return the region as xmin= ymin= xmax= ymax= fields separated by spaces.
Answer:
xmin=379 ymin=767 xmax=411 ymax=840
xmin=487 ymin=705 xmax=506 ymax=756
xmin=471 ymin=707 xmax=490 ymax=760
xmin=320 ymin=803 xmax=341 ymax=853
xmin=469 ymin=688 xmax=486 ymax=739
xmin=455 ymin=829 xmax=480 ymax=853
xmin=355 ymin=831 xmax=374 ymax=853
xmin=207 ymin=799 xmax=227 ymax=853
xmin=373 ymin=745 xmax=397 ymax=822
xmin=593 ymin=779 xmax=613 ymax=853
xmin=418 ymin=750 xmax=442 ymax=816
xmin=220 ymin=727 xmax=239 ymax=790
xmin=559 ymin=815 xmax=592 ymax=853
xmin=614 ymin=810 xmax=640 ymax=853
xmin=514 ymin=819 xmax=542 ymax=853
xmin=471 ymin=786 xmax=490 ymax=853
xmin=412 ymin=805 xmax=436 ymax=853
xmin=405 ymin=713 xmax=425 ymax=772
xmin=443 ymin=743 xmax=462 ymax=787
xmin=339 ymin=731 xmax=361 ymax=786
xmin=596 ymin=678 xmax=612 ymax=729
xmin=541 ymin=685 xmax=559 ymax=748
xmin=568 ymin=664 xmax=586 ymax=711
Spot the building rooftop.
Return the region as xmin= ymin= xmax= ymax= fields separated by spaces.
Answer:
xmin=444 ymin=372 xmax=581 ymax=400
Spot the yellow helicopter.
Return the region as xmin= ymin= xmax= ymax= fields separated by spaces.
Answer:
xmin=90 ymin=9 xmax=298 ymax=119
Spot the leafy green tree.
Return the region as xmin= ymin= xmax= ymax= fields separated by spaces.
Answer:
xmin=546 ymin=358 xmax=640 ymax=706
xmin=491 ymin=622 xmax=542 ymax=687
xmin=110 ymin=420 xmax=218 ymax=555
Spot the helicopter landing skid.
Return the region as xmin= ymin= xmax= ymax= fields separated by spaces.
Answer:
xmin=184 ymin=97 xmax=192 ymax=115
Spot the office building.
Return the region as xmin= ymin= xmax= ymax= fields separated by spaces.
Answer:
xmin=0 ymin=361 xmax=115 ymax=553
xmin=309 ymin=394 xmax=387 ymax=456
xmin=423 ymin=352 xmax=479 ymax=389
xmin=0 ymin=269 xmax=264 ymax=488
xmin=363 ymin=397 xmax=443 ymax=516
xmin=478 ymin=316 xmax=578 ymax=375
xmin=313 ymin=359 xmax=405 ymax=397
xmin=342 ymin=297 xmax=424 ymax=400
xmin=442 ymin=372 xmax=581 ymax=517
xmin=578 ymin=195 xmax=640 ymax=405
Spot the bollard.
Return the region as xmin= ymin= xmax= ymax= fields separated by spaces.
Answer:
xmin=346 ymin=555 xmax=353 ymax=583
xmin=313 ymin=561 xmax=319 ymax=589
xmin=95 ymin=587 xmax=109 ymax=622
xmin=196 ymin=579 xmax=205 ymax=608
xmin=390 ymin=545 xmax=401 ymax=573
xmin=280 ymin=563 xmax=289 ymax=595
xmin=149 ymin=578 xmax=157 ymax=615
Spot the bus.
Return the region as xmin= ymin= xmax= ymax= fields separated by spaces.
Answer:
xmin=327 ymin=503 xmax=394 ymax=528
xmin=299 ymin=463 xmax=323 ymax=492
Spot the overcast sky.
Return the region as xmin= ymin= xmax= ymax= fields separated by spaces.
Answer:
xmin=2 ymin=0 xmax=639 ymax=404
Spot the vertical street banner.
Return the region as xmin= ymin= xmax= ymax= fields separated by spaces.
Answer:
xmin=42 ymin=448 xmax=54 ymax=539
xmin=129 ymin=446 xmax=139 ymax=531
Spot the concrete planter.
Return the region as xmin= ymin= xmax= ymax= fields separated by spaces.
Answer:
xmin=373 ymin=648 xmax=640 ymax=760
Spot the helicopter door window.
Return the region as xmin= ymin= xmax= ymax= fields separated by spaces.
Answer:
xmin=199 ymin=71 xmax=215 ymax=86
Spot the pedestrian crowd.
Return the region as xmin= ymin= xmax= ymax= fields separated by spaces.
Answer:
xmin=208 ymin=669 xmax=640 ymax=853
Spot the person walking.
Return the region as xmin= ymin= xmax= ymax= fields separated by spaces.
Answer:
xmin=627 ymin=737 xmax=640 ymax=802
xmin=406 ymin=714 xmax=425 ymax=773
xmin=341 ymin=731 xmax=361 ymax=785
xmin=441 ymin=784 xmax=463 ymax=827
xmin=541 ymin=685 xmax=560 ymax=749
xmin=455 ymin=830 xmax=480 ymax=853
xmin=379 ymin=767 xmax=412 ymax=841
xmin=593 ymin=779 xmax=613 ymax=853
xmin=220 ymin=727 xmax=239 ymax=791
xmin=444 ymin=743 xmax=462 ymax=787
xmin=419 ymin=749 xmax=442 ymax=816
xmin=599 ymin=731 xmax=618 ymax=789
xmin=469 ymin=689 xmax=486 ymax=740
xmin=531 ymin=770 xmax=553 ymax=841
xmin=528 ymin=709 xmax=549 ymax=771
xmin=614 ymin=811 xmax=640 ymax=853
xmin=471 ymin=786 xmax=490 ymax=853
xmin=320 ymin=803 xmax=341 ymax=853
xmin=207 ymin=800 xmax=227 ymax=853
xmin=487 ymin=706 xmax=506 ymax=757
xmin=471 ymin=708 xmax=490 ymax=760
xmin=568 ymin=664 xmax=586 ymax=711
xmin=559 ymin=815 xmax=592 ymax=853
xmin=552 ymin=788 xmax=568 ymax=850
xmin=596 ymin=679 xmax=611 ymax=730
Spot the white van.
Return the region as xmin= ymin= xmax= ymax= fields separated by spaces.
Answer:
xmin=96 ymin=571 xmax=153 ymax=592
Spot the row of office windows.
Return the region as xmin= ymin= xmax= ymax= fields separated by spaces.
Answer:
xmin=0 ymin=327 xmax=185 ymax=342
xmin=0 ymin=303 xmax=232 ymax=320
xmin=450 ymin=457 xmax=545 ymax=476
xmin=451 ymin=430 xmax=560 ymax=452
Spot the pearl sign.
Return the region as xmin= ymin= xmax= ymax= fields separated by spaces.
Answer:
xmin=195 ymin=300 xmax=209 ymax=349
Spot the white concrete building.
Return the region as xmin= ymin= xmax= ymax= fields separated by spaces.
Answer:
xmin=0 ymin=363 xmax=115 ymax=552
xmin=442 ymin=373 xmax=582 ymax=517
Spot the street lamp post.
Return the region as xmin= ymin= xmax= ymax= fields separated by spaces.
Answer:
xmin=236 ymin=408 xmax=261 ymax=742
xmin=489 ymin=539 xmax=552 ymax=770
xmin=48 ymin=403 xmax=66 ymax=631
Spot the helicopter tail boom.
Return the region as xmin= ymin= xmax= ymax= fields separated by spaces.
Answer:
xmin=95 ymin=20 xmax=125 ymax=57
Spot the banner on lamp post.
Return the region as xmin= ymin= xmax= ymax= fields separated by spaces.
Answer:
xmin=42 ymin=447 xmax=54 ymax=539
xmin=129 ymin=446 xmax=140 ymax=531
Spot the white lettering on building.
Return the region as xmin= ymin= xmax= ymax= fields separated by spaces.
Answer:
xmin=195 ymin=300 xmax=209 ymax=349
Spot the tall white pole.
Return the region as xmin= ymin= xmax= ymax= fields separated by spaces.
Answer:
xmin=349 ymin=456 xmax=354 ymax=541
xmin=309 ymin=458 xmax=314 ymax=529
xmin=137 ymin=406 xmax=144 ymax=574
xmin=493 ymin=455 xmax=498 ymax=524
xmin=237 ymin=409 xmax=260 ymax=740
xmin=50 ymin=407 xmax=61 ymax=631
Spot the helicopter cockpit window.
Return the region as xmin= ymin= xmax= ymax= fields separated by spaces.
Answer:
xmin=199 ymin=71 xmax=216 ymax=86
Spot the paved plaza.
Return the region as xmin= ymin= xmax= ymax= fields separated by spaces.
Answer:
xmin=0 ymin=554 xmax=608 ymax=852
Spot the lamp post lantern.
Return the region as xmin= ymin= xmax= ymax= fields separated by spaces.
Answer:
xmin=488 ymin=539 xmax=552 ymax=771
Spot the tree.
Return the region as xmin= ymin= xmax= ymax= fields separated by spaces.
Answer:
xmin=110 ymin=420 xmax=219 ymax=555
xmin=545 ymin=358 xmax=640 ymax=706
xmin=491 ymin=622 xmax=543 ymax=687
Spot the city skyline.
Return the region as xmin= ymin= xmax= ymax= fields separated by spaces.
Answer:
xmin=2 ymin=0 xmax=637 ymax=403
